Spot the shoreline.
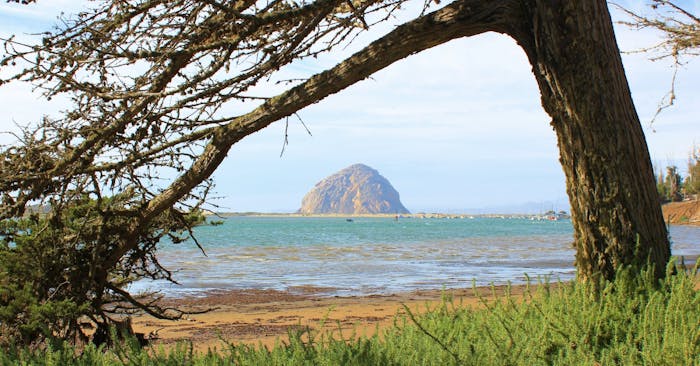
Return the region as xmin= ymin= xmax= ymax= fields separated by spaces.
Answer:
xmin=212 ymin=200 xmax=700 ymax=226
xmin=213 ymin=212 xmax=571 ymax=220
xmin=129 ymin=208 xmax=699 ymax=351
xmin=132 ymin=284 xmax=534 ymax=352
xmin=130 ymin=252 xmax=700 ymax=351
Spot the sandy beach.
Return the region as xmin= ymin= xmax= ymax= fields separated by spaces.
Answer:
xmin=132 ymin=284 xmax=528 ymax=352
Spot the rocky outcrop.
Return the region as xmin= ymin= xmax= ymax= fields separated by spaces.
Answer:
xmin=298 ymin=164 xmax=410 ymax=214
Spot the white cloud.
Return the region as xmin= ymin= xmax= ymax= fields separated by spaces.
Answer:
xmin=0 ymin=1 xmax=697 ymax=212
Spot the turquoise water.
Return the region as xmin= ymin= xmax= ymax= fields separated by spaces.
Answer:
xmin=129 ymin=217 xmax=700 ymax=297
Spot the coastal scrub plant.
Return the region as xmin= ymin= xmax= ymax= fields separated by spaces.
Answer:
xmin=375 ymin=263 xmax=700 ymax=365
xmin=0 ymin=191 xmax=208 ymax=347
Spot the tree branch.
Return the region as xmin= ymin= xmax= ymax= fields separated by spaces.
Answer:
xmin=107 ymin=0 xmax=516 ymax=267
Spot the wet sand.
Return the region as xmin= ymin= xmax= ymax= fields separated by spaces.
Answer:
xmin=132 ymin=284 xmax=529 ymax=352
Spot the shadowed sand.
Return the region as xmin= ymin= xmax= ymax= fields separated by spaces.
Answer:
xmin=132 ymin=284 xmax=530 ymax=351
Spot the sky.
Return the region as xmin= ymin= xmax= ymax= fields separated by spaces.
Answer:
xmin=0 ymin=1 xmax=698 ymax=213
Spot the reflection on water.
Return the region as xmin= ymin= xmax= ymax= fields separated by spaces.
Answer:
xmin=128 ymin=217 xmax=700 ymax=297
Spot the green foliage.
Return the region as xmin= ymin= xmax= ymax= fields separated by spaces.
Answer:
xmin=658 ymin=147 xmax=700 ymax=200
xmin=0 ymin=193 xmax=206 ymax=347
xmin=3 ymin=263 xmax=699 ymax=365
xmin=0 ymin=212 xmax=93 ymax=345
xmin=658 ymin=166 xmax=683 ymax=202
xmin=658 ymin=172 xmax=670 ymax=202
xmin=684 ymin=148 xmax=700 ymax=195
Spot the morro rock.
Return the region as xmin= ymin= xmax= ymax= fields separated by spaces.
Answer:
xmin=298 ymin=164 xmax=410 ymax=215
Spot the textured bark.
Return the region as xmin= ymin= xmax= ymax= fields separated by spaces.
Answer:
xmin=508 ymin=1 xmax=671 ymax=281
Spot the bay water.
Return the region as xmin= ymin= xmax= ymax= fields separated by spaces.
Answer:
xmin=129 ymin=216 xmax=700 ymax=297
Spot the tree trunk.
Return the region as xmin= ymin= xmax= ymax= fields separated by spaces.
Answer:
xmin=507 ymin=1 xmax=670 ymax=281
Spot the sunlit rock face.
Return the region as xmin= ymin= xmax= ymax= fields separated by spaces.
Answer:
xmin=298 ymin=164 xmax=410 ymax=215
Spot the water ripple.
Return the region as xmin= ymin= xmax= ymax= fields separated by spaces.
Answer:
xmin=129 ymin=217 xmax=700 ymax=297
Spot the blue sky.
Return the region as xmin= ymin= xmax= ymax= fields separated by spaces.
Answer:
xmin=0 ymin=1 xmax=698 ymax=213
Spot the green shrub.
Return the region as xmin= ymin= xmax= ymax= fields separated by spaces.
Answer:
xmin=0 ymin=194 xmax=207 ymax=347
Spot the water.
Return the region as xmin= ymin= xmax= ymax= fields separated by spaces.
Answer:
xmin=129 ymin=217 xmax=700 ymax=297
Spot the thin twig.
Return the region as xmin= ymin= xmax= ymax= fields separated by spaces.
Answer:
xmin=280 ymin=116 xmax=290 ymax=157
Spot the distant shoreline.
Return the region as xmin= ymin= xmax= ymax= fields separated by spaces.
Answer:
xmin=207 ymin=203 xmax=700 ymax=226
xmin=662 ymin=200 xmax=700 ymax=227
xmin=210 ymin=212 xmax=572 ymax=220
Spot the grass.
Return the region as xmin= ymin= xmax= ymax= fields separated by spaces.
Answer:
xmin=2 ymin=262 xmax=699 ymax=365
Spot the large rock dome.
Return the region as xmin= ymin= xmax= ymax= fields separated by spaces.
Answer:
xmin=298 ymin=164 xmax=410 ymax=214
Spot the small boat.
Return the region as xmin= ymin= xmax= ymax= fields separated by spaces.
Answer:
xmin=346 ymin=218 xmax=354 ymax=222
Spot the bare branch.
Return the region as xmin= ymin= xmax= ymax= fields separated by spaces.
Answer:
xmin=613 ymin=1 xmax=699 ymax=123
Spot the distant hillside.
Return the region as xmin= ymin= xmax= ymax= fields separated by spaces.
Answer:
xmin=298 ymin=164 xmax=410 ymax=215
xmin=662 ymin=200 xmax=700 ymax=226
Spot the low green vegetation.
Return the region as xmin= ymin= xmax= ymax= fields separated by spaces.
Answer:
xmin=2 ymin=263 xmax=699 ymax=365
xmin=0 ymin=194 xmax=209 ymax=346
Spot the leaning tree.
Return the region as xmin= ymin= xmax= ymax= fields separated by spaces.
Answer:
xmin=0 ymin=0 xmax=670 ymax=343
